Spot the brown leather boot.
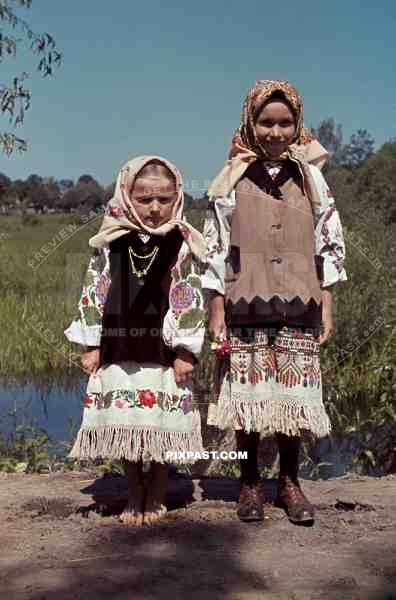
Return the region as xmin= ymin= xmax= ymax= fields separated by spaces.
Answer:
xmin=276 ymin=433 xmax=315 ymax=524
xmin=235 ymin=431 xmax=263 ymax=522
xmin=275 ymin=474 xmax=315 ymax=523
xmin=237 ymin=482 xmax=264 ymax=522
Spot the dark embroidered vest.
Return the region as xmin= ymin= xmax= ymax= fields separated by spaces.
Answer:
xmin=100 ymin=229 xmax=183 ymax=366
xmin=225 ymin=161 xmax=322 ymax=327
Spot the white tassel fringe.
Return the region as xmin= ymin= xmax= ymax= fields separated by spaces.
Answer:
xmin=70 ymin=412 xmax=203 ymax=464
xmin=212 ymin=392 xmax=331 ymax=437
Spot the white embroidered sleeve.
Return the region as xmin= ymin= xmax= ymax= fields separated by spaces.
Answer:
xmin=162 ymin=242 xmax=206 ymax=359
xmin=201 ymin=191 xmax=235 ymax=296
xmin=310 ymin=165 xmax=348 ymax=288
xmin=64 ymin=247 xmax=111 ymax=347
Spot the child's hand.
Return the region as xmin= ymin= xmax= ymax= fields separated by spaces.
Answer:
xmin=319 ymin=289 xmax=334 ymax=345
xmin=174 ymin=348 xmax=195 ymax=385
xmin=81 ymin=348 xmax=100 ymax=374
xmin=319 ymin=312 xmax=334 ymax=345
xmin=208 ymin=312 xmax=227 ymax=341
xmin=208 ymin=294 xmax=227 ymax=340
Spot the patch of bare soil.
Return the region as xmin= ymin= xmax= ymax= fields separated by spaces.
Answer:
xmin=0 ymin=471 xmax=395 ymax=599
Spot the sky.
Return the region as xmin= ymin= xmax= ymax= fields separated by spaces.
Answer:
xmin=1 ymin=0 xmax=395 ymax=193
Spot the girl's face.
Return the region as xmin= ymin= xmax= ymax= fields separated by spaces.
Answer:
xmin=130 ymin=176 xmax=178 ymax=228
xmin=254 ymin=100 xmax=297 ymax=159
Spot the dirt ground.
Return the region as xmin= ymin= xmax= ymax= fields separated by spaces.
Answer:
xmin=0 ymin=471 xmax=395 ymax=600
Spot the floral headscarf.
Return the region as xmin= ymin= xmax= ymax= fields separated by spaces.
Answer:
xmin=208 ymin=80 xmax=328 ymax=206
xmin=231 ymin=79 xmax=313 ymax=158
xmin=89 ymin=155 xmax=207 ymax=260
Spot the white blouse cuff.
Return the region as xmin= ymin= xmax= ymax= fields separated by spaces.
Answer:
xmin=64 ymin=321 xmax=101 ymax=347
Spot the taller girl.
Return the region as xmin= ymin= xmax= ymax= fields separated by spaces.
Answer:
xmin=203 ymin=80 xmax=347 ymax=524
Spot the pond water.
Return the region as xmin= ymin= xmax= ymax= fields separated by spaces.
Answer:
xmin=0 ymin=382 xmax=370 ymax=478
xmin=0 ymin=382 xmax=85 ymax=444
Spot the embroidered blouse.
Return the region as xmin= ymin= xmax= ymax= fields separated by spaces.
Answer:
xmin=202 ymin=163 xmax=347 ymax=296
xmin=64 ymin=237 xmax=206 ymax=359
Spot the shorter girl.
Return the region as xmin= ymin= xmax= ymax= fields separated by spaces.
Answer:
xmin=65 ymin=156 xmax=207 ymax=525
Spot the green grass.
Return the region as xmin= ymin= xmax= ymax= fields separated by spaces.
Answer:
xmin=0 ymin=213 xmax=99 ymax=381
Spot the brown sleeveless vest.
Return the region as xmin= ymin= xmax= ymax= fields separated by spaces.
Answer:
xmin=225 ymin=161 xmax=322 ymax=326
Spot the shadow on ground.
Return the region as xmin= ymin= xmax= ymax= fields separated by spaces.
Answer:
xmin=6 ymin=519 xmax=273 ymax=599
xmin=3 ymin=473 xmax=396 ymax=600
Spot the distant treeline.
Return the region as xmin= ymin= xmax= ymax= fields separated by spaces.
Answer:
xmin=0 ymin=172 xmax=206 ymax=215
xmin=0 ymin=119 xmax=380 ymax=215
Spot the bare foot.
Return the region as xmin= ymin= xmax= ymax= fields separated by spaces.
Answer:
xmin=119 ymin=486 xmax=144 ymax=526
xmin=143 ymin=462 xmax=169 ymax=525
xmin=120 ymin=460 xmax=144 ymax=526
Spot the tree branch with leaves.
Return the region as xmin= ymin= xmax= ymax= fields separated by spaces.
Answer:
xmin=0 ymin=0 xmax=61 ymax=154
